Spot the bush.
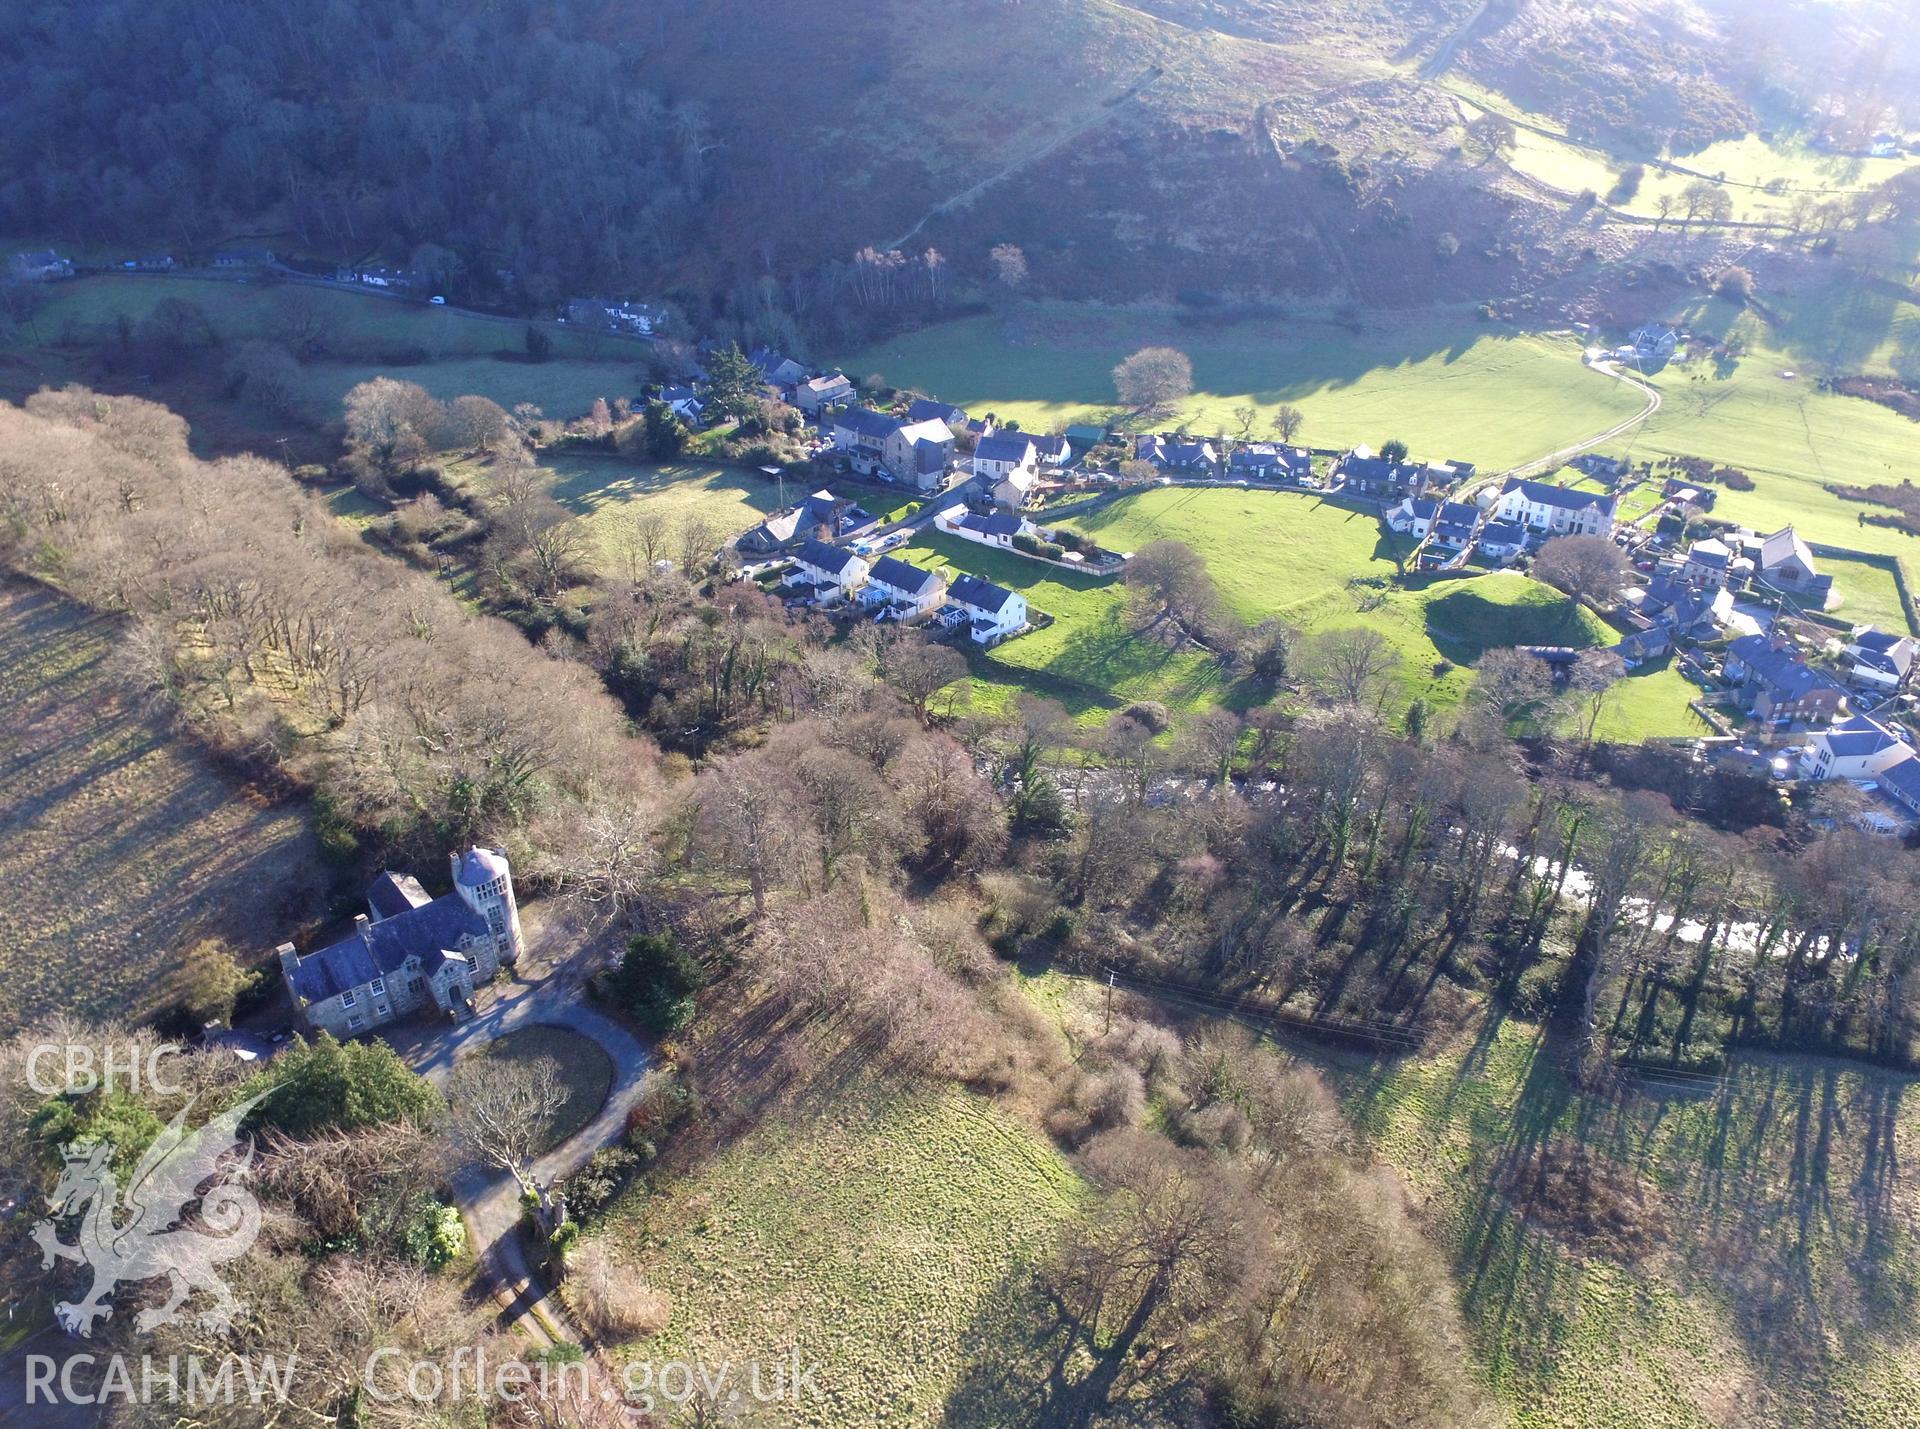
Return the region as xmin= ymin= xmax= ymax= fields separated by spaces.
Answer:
xmin=1122 ymin=700 xmax=1170 ymax=733
xmin=1011 ymin=532 xmax=1042 ymax=555
xmin=597 ymin=932 xmax=705 ymax=1032
xmin=563 ymin=1145 xmax=643 ymax=1220
xmin=403 ymin=1201 xmax=466 ymax=1269
xmin=1609 ymin=163 xmax=1645 ymax=203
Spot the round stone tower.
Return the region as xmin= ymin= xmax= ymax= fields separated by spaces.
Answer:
xmin=451 ymin=845 xmax=524 ymax=966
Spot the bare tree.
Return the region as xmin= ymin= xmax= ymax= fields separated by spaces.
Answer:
xmin=1299 ymin=626 xmax=1402 ymax=711
xmin=1112 ymin=347 xmax=1194 ymax=418
xmin=1124 ymin=538 xmax=1217 ymax=637
xmin=1268 ymin=403 xmax=1305 ymax=444
xmin=343 ymin=377 xmax=442 ymax=478
xmin=1534 ymin=534 xmax=1630 ymax=626
xmin=444 ymin=1054 xmax=566 ymax=1193
xmin=678 ymin=514 xmax=719 ymax=578
xmin=881 ymin=637 xmax=969 ymax=723
xmin=989 ymin=243 xmax=1028 ymax=292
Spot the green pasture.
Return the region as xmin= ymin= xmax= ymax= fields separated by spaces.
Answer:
xmin=843 ymin=309 xmax=1646 ymax=474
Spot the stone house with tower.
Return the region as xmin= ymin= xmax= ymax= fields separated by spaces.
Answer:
xmin=278 ymin=847 xmax=524 ymax=1038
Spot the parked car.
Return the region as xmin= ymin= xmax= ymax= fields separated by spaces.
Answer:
xmin=429 ymin=295 xmax=447 ymax=305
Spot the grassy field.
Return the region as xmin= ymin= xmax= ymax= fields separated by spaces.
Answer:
xmin=1327 ymin=1015 xmax=1920 ymax=1429
xmin=1588 ymin=658 xmax=1715 ymax=745
xmin=0 ymin=580 xmax=325 ymax=1035
xmin=843 ymin=309 xmax=1646 ymax=474
xmin=589 ymin=1073 xmax=1087 ymax=1427
xmin=1820 ymin=554 xmax=1913 ymax=635
xmin=536 ymin=455 xmax=786 ymax=554
xmin=1045 ymin=488 xmax=1701 ymax=733
xmin=898 ymin=529 xmax=1252 ymax=725
xmin=478 ymin=1026 xmax=613 ymax=1149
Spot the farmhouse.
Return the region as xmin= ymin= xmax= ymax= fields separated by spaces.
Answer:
xmin=1337 ymin=452 xmax=1424 ymax=498
xmin=831 ymin=407 xmax=899 ymax=473
xmin=1491 ymin=478 xmax=1617 ymax=539
xmin=794 ymin=372 xmax=854 ymax=412
xmin=1798 ymin=712 xmax=1915 ymax=782
xmin=1636 ymin=575 xmax=1734 ymax=638
xmin=1230 ymin=444 xmax=1314 ymax=482
xmin=1025 ymin=433 xmax=1072 ymax=466
xmin=860 ymin=555 xmax=947 ymax=619
xmin=948 ymin=573 xmax=1028 ymax=645
xmin=784 ymin=538 xmax=869 ymax=604
xmin=1725 ymin=634 xmax=1848 ymax=725
xmin=658 ymin=384 xmax=704 ymax=422
xmin=886 ymin=418 xmax=956 ymax=491
xmin=279 ymin=848 xmax=524 ymax=1037
xmin=1630 ymin=323 xmax=1679 ymax=359
xmin=974 ymin=433 xmax=1038 ymax=485
xmin=739 ymin=489 xmax=873 ymax=553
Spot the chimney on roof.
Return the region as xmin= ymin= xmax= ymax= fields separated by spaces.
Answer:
xmin=354 ymin=913 xmax=372 ymax=945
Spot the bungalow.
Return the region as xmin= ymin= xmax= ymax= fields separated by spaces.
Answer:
xmin=1575 ymin=453 xmax=1630 ymax=482
xmin=1798 ymin=712 xmax=1915 ymax=782
xmin=936 ymin=506 xmax=1032 ymax=549
xmin=948 ymin=573 xmax=1029 ymax=645
xmin=973 ymin=433 xmax=1038 ymax=485
xmin=1745 ymin=526 xmax=1834 ymax=607
xmin=885 ymin=418 xmax=956 ymax=491
xmin=748 ymin=347 xmax=808 ymax=389
xmin=1683 ymin=537 xmax=1733 ymax=588
xmin=861 ymin=555 xmax=947 ymax=619
xmin=1476 ymin=521 xmax=1530 ymax=563
xmin=793 ymin=372 xmax=854 ymax=413
xmin=10 ymin=250 xmax=73 ymax=280
xmin=784 ymin=538 xmax=869 ymax=603
xmin=1490 ymin=478 xmax=1617 ymax=539
xmin=1847 ymin=627 xmax=1917 ymax=694
xmin=740 ymin=490 xmax=874 ymax=553
xmin=1384 ymin=496 xmax=1441 ymax=537
xmin=1724 ymin=634 xmax=1848 ymax=725
xmin=1614 ymin=626 xmax=1673 ymax=670
xmin=1157 ymin=439 xmax=1217 ymax=472
xmin=211 ymin=247 xmax=275 ymax=269
xmin=831 ymin=407 xmax=901 ymax=474
xmin=1230 ymin=444 xmax=1314 ymax=483
xmin=905 ymin=398 xmax=967 ymax=428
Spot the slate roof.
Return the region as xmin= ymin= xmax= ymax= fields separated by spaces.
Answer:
xmin=1687 ymin=537 xmax=1731 ymax=569
xmin=914 ymin=438 xmax=949 ymax=476
xmin=289 ymin=896 xmax=488 ymax=1002
xmin=796 ymin=538 xmax=862 ymax=580
xmin=976 ymin=434 xmax=1037 ymax=465
xmin=869 ymin=555 xmax=941 ymax=596
xmin=454 ymin=846 xmax=510 ymax=887
xmin=1880 ymin=756 xmax=1920 ymax=813
xmin=957 ymin=510 xmax=1025 ymax=537
xmin=1855 ymin=629 xmax=1909 ymax=657
xmin=367 ymin=872 xmax=432 ymax=920
xmin=1432 ymin=502 xmax=1481 ymax=542
xmin=1756 ymin=526 xmax=1817 ymax=573
xmin=835 ymin=407 xmax=900 ymax=440
xmin=1615 ymin=627 xmax=1672 ymax=662
xmin=1026 ymin=433 xmax=1071 ymax=460
xmin=949 ymin=573 xmax=1020 ymax=616
xmin=1502 ymin=478 xmax=1616 ymax=516
xmin=1478 ymin=519 xmax=1529 ymax=549
xmin=1727 ymin=635 xmax=1840 ymax=702
xmin=905 ymin=398 xmax=966 ymax=426
xmin=1822 ymin=713 xmax=1906 ymax=760
xmin=1164 ymin=441 xmax=1215 ymax=466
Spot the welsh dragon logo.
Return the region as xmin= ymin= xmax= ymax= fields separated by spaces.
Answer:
xmin=31 ymin=1093 xmax=267 ymax=1337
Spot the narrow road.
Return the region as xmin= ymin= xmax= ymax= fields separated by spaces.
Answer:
xmin=389 ymin=970 xmax=653 ymax=1346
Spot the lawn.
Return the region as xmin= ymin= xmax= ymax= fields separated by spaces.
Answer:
xmin=1821 ymin=553 xmax=1913 ymax=635
xmin=292 ymin=356 xmax=643 ymax=425
xmin=536 ymin=455 xmax=786 ymax=554
xmin=1047 ymin=488 xmax=1671 ymax=723
xmin=1324 ymin=1015 xmax=1920 ymax=1429
xmin=588 ymin=1073 xmax=1088 ymax=1427
xmin=478 ymin=1025 xmax=613 ymax=1150
xmin=1589 ymin=658 xmax=1715 ymax=745
xmin=842 ymin=309 xmax=1646 ymax=474
xmin=0 ymin=580 xmax=326 ymax=1035
xmin=898 ymin=529 xmax=1252 ymax=725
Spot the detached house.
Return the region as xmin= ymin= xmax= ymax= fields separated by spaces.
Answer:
xmin=974 ymin=433 xmax=1038 ymax=486
xmin=1385 ymin=497 xmax=1441 ymax=537
xmin=1337 ymin=452 xmax=1425 ymax=499
xmin=1429 ymin=501 xmax=1483 ymax=552
xmin=1745 ymin=526 xmax=1834 ymax=608
xmin=1636 ymin=575 xmax=1733 ymax=638
xmin=793 ymin=372 xmax=854 ymax=413
xmin=905 ymin=398 xmax=968 ymax=428
xmin=1491 ymin=478 xmax=1617 ymax=539
xmin=1230 ymin=444 xmax=1313 ymax=483
xmin=1725 ymin=634 xmax=1848 ymax=725
xmin=738 ymin=490 xmax=874 ymax=553
xmin=1682 ymin=537 xmax=1734 ymax=588
xmin=1847 ymin=628 xmax=1918 ymax=694
xmin=1614 ymin=626 xmax=1673 ymax=670
xmin=279 ymin=848 xmax=524 ymax=1037
xmin=1476 ymin=521 xmax=1530 ymax=564
xmin=785 ymin=538 xmax=869 ymax=604
xmin=831 ymin=407 xmax=900 ymax=474
xmin=948 ymin=573 xmax=1028 ymax=645
xmin=861 ymin=555 xmax=947 ymax=619
xmin=1799 ymin=713 xmax=1915 ymax=782
xmin=885 ymin=418 xmax=956 ymax=491
xmin=749 ymin=347 xmax=808 ymax=389
xmin=11 ymin=250 xmax=73 ymax=281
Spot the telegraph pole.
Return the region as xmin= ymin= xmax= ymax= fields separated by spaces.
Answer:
xmin=1104 ymin=970 xmax=1115 ymax=1034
